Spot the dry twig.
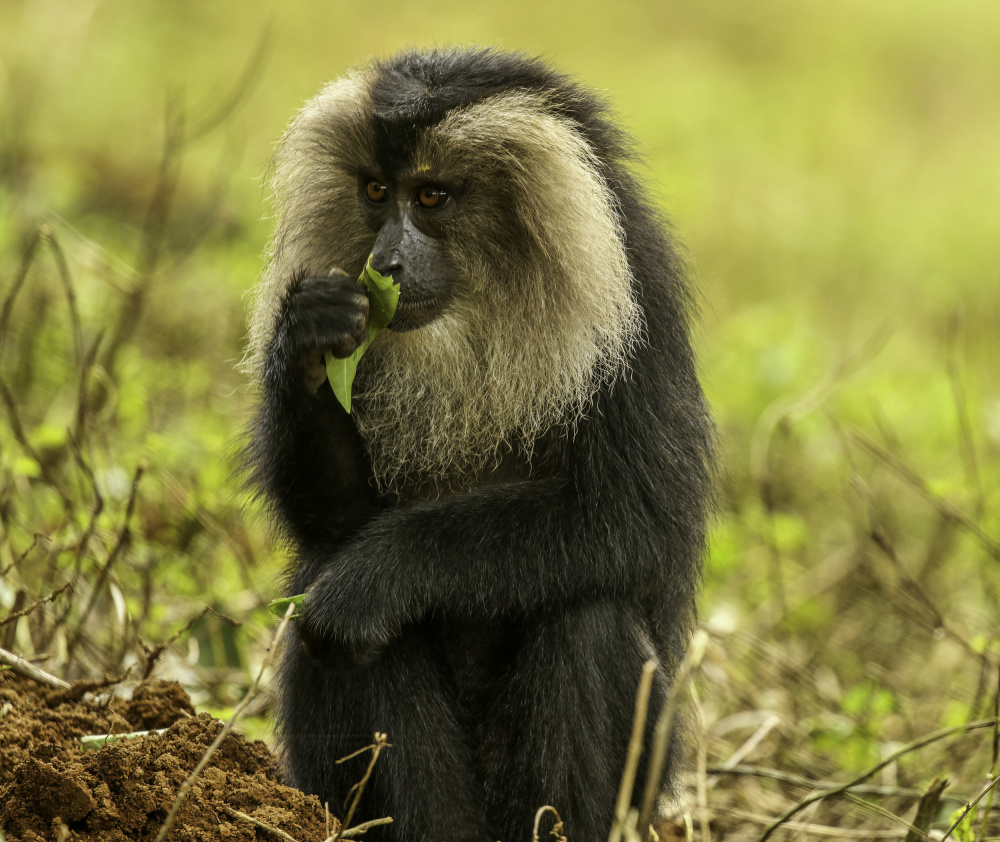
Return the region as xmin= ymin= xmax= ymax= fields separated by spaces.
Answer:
xmin=335 ymin=732 xmax=393 ymax=841
xmin=533 ymin=806 xmax=567 ymax=842
xmin=336 ymin=817 xmax=394 ymax=838
xmin=219 ymin=805 xmax=297 ymax=841
xmin=0 ymin=646 xmax=71 ymax=689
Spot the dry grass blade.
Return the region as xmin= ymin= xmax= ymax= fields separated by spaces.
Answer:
xmin=707 ymin=714 xmax=780 ymax=789
xmin=637 ymin=631 xmax=708 ymax=835
xmin=608 ymin=659 xmax=658 ymax=842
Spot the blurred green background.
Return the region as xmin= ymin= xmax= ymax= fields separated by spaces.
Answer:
xmin=2 ymin=0 xmax=999 ymax=835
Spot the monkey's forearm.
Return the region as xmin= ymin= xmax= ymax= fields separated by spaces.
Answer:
xmin=299 ymin=476 xmax=669 ymax=657
xmin=254 ymin=381 xmax=376 ymax=549
xmin=251 ymin=272 xmax=381 ymax=546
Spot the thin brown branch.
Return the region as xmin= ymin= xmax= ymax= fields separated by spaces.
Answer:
xmin=138 ymin=607 xmax=212 ymax=681
xmin=982 ymin=666 xmax=1000 ymax=839
xmin=725 ymin=808 xmax=908 ymax=839
xmin=71 ymin=330 xmax=104 ymax=445
xmin=750 ymin=323 xmax=892 ymax=499
xmin=44 ymin=230 xmax=84 ymax=372
xmin=1 ymin=532 xmax=43 ymax=579
xmin=336 ymin=733 xmax=392 ymax=841
xmin=188 ymin=26 xmax=272 ymax=142
xmin=101 ymin=100 xmax=184 ymax=375
xmin=868 ymin=523 xmax=995 ymax=665
xmin=0 ymin=582 xmax=73 ymax=628
xmin=66 ymin=428 xmax=103 ymax=567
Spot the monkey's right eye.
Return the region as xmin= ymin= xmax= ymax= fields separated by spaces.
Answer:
xmin=365 ymin=181 xmax=388 ymax=203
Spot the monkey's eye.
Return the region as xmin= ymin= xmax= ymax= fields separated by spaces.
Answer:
xmin=416 ymin=185 xmax=448 ymax=209
xmin=365 ymin=181 xmax=388 ymax=203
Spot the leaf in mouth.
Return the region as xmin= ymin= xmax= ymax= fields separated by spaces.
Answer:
xmin=325 ymin=258 xmax=400 ymax=413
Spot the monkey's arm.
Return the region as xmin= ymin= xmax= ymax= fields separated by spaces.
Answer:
xmin=249 ymin=270 xmax=378 ymax=547
xmin=295 ymin=467 xmax=691 ymax=671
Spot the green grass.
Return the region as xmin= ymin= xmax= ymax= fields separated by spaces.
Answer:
xmin=1 ymin=0 xmax=998 ymax=838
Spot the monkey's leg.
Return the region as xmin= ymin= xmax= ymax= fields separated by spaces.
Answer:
xmin=277 ymin=629 xmax=490 ymax=842
xmin=481 ymin=602 xmax=667 ymax=842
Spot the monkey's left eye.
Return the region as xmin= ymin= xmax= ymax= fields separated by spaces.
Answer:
xmin=365 ymin=181 xmax=388 ymax=203
xmin=416 ymin=186 xmax=448 ymax=209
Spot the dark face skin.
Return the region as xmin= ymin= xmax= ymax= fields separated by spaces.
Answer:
xmin=360 ymin=173 xmax=458 ymax=333
xmin=281 ymin=171 xmax=461 ymax=390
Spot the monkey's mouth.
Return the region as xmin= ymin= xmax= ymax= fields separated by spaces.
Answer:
xmin=390 ymin=298 xmax=443 ymax=332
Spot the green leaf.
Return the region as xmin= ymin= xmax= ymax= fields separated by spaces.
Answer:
xmin=268 ymin=593 xmax=308 ymax=618
xmin=326 ymin=257 xmax=400 ymax=413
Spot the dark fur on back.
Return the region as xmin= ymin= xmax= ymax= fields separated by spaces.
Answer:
xmin=247 ymin=47 xmax=713 ymax=842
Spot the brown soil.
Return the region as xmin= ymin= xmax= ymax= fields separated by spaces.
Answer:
xmin=0 ymin=670 xmax=335 ymax=842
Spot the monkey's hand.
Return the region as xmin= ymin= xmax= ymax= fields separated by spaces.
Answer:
xmin=274 ymin=269 xmax=371 ymax=393
xmin=294 ymin=562 xmax=402 ymax=673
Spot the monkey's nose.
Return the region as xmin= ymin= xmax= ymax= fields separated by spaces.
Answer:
xmin=371 ymin=252 xmax=402 ymax=277
xmin=371 ymin=221 xmax=404 ymax=276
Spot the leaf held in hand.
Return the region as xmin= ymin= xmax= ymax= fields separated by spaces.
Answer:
xmin=268 ymin=593 xmax=308 ymax=618
xmin=325 ymin=258 xmax=400 ymax=413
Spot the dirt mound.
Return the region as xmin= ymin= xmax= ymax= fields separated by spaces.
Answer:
xmin=0 ymin=671 xmax=334 ymax=841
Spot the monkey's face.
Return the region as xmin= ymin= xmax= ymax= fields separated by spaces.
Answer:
xmin=248 ymin=65 xmax=643 ymax=489
xmin=359 ymin=174 xmax=459 ymax=332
